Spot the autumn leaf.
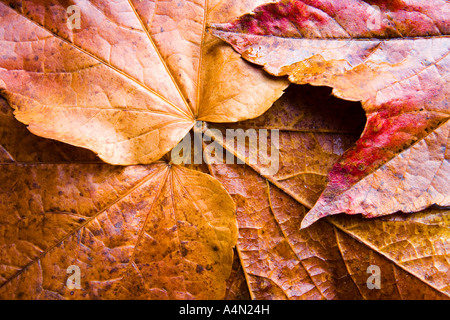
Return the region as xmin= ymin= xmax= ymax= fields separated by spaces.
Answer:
xmin=0 ymin=0 xmax=288 ymax=299
xmin=211 ymin=160 xmax=450 ymax=299
xmin=0 ymin=96 xmax=237 ymax=299
xmin=207 ymin=84 xmax=365 ymax=209
xmin=207 ymin=84 xmax=450 ymax=299
xmin=224 ymin=248 xmax=251 ymax=300
xmin=210 ymin=0 xmax=450 ymax=227
xmin=2 ymin=79 xmax=449 ymax=299
xmin=1 ymin=0 xmax=449 ymax=301
xmin=0 ymin=0 xmax=287 ymax=165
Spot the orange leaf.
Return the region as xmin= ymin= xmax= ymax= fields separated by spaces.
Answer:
xmin=208 ymin=84 xmax=450 ymax=299
xmin=0 ymin=0 xmax=287 ymax=164
xmin=211 ymin=0 xmax=450 ymax=226
xmin=0 ymin=97 xmax=237 ymax=299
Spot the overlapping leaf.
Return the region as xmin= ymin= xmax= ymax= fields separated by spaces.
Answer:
xmin=206 ymin=84 xmax=450 ymax=299
xmin=1 ymin=0 xmax=449 ymax=301
xmin=0 ymin=0 xmax=287 ymax=164
xmin=2 ymin=80 xmax=449 ymax=299
xmin=0 ymin=97 xmax=237 ymax=299
xmin=211 ymin=0 xmax=450 ymax=226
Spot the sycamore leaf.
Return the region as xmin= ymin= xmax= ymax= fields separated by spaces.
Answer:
xmin=2 ymin=81 xmax=449 ymax=299
xmin=2 ymin=0 xmax=449 ymax=300
xmin=207 ymin=84 xmax=450 ymax=299
xmin=210 ymin=161 xmax=450 ymax=299
xmin=0 ymin=0 xmax=287 ymax=165
xmin=210 ymin=0 xmax=450 ymax=227
xmin=0 ymin=97 xmax=237 ymax=300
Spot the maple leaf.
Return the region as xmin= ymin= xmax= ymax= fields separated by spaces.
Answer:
xmin=0 ymin=0 xmax=287 ymax=165
xmin=1 ymin=0 xmax=449 ymax=302
xmin=0 ymin=96 xmax=238 ymax=299
xmin=207 ymin=84 xmax=450 ymax=299
xmin=1 ymin=82 xmax=449 ymax=299
xmin=210 ymin=0 xmax=450 ymax=227
xmin=0 ymin=0 xmax=288 ymax=299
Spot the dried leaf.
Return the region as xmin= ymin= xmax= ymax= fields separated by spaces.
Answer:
xmin=207 ymin=84 xmax=365 ymax=208
xmin=0 ymin=0 xmax=287 ymax=165
xmin=2 ymin=81 xmax=449 ymax=299
xmin=211 ymin=0 xmax=450 ymax=226
xmin=2 ymin=0 xmax=449 ymax=301
xmin=332 ymin=210 xmax=450 ymax=298
xmin=207 ymin=85 xmax=450 ymax=299
xmin=0 ymin=98 xmax=237 ymax=300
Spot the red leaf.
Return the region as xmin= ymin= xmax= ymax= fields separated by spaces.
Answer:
xmin=210 ymin=0 xmax=450 ymax=227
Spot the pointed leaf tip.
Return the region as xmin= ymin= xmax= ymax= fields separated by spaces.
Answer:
xmin=300 ymin=210 xmax=321 ymax=229
xmin=301 ymin=202 xmax=342 ymax=229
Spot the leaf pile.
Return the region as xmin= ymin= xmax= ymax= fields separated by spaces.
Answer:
xmin=0 ymin=0 xmax=449 ymax=299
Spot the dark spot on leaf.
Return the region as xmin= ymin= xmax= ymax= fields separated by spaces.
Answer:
xmin=196 ymin=264 xmax=204 ymax=273
xmin=92 ymin=228 xmax=103 ymax=236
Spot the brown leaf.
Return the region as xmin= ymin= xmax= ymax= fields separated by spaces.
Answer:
xmin=209 ymin=161 xmax=363 ymax=299
xmin=2 ymin=80 xmax=449 ymax=299
xmin=0 ymin=98 xmax=237 ymax=299
xmin=335 ymin=226 xmax=448 ymax=300
xmin=210 ymin=0 xmax=450 ymax=226
xmin=207 ymin=84 xmax=450 ymax=299
xmin=333 ymin=211 xmax=450 ymax=299
xmin=207 ymin=84 xmax=365 ymax=208
xmin=224 ymin=248 xmax=251 ymax=300
xmin=2 ymin=0 xmax=449 ymax=301
xmin=0 ymin=0 xmax=287 ymax=165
